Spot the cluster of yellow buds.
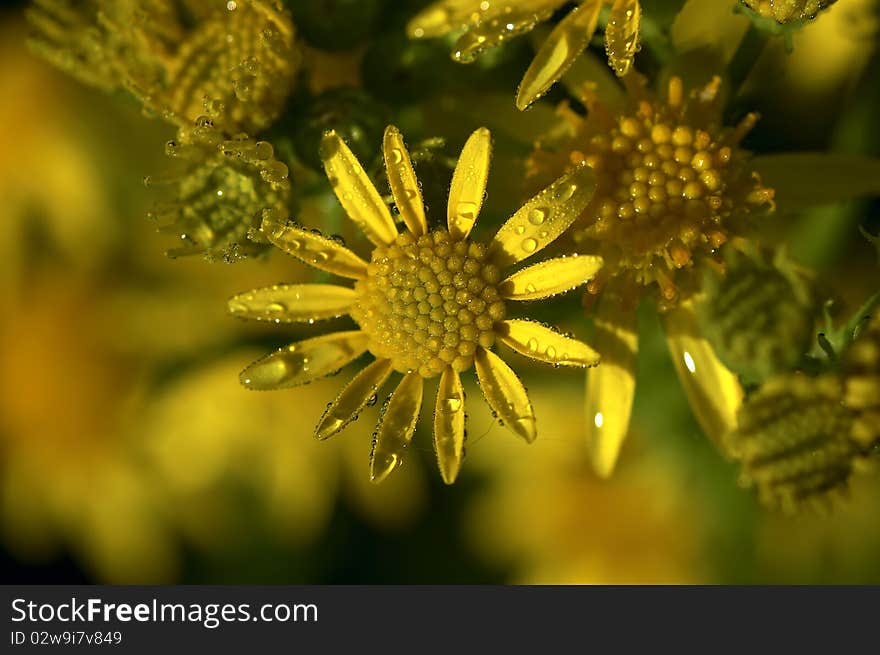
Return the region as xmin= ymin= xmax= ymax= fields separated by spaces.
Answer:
xmin=27 ymin=0 xmax=301 ymax=132
xmin=739 ymin=0 xmax=837 ymax=24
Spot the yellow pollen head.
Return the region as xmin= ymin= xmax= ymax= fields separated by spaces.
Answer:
xmin=541 ymin=76 xmax=774 ymax=306
xmin=350 ymin=230 xmax=506 ymax=377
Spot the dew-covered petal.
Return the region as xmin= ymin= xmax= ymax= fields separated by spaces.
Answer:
xmin=585 ymin=303 xmax=638 ymax=478
xmin=662 ymin=300 xmax=744 ymax=451
xmin=474 ymin=347 xmax=536 ymax=443
xmin=371 ymin=372 xmax=424 ymax=483
xmin=261 ymin=216 xmax=369 ymax=280
xmin=383 ymin=125 xmax=427 ymax=237
xmin=516 ymin=0 xmax=603 ymax=110
xmin=228 ymin=284 xmax=356 ymax=323
xmin=320 ymin=130 xmax=397 ymax=247
xmin=240 ymin=331 xmax=369 ymax=391
xmin=489 ymin=164 xmax=597 ymax=267
xmin=406 ymin=0 xmax=487 ymax=38
xmin=500 ymin=254 xmax=604 ymax=301
xmin=448 ymin=127 xmax=492 ymax=240
xmin=605 ymin=0 xmax=641 ymax=77
xmin=434 ymin=367 xmax=467 ymax=484
xmin=499 ymin=319 xmax=600 ymax=367
xmin=315 ymin=358 xmax=394 ymax=440
xmin=450 ymin=0 xmax=568 ymax=63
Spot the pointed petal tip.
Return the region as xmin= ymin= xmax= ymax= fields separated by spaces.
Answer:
xmin=369 ymin=453 xmax=400 ymax=484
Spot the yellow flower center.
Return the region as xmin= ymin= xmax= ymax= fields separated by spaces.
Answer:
xmin=350 ymin=230 xmax=506 ymax=377
xmin=556 ymin=77 xmax=773 ymax=305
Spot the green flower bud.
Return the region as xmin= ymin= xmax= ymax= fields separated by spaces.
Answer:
xmin=727 ymin=373 xmax=864 ymax=512
xmin=696 ymin=250 xmax=815 ymax=383
xmin=145 ymin=113 xmax=290 ymax=262
xmin=842 ymin=314 xmax=880 ymax=447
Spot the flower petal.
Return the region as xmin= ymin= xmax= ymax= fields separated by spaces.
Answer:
xmin=447 ymin=127 xmax=492 ymax=240
xmin=240 ymin=331 xmax=369 ymax=391
xmin=515 ymin=0 xmax=603 ymax=110
xmin=434 ymin=367 xmax=467 ymax=484
xmin=474 ymin=347 xmax=536 ymax=443
xmin=260 ymin=216 xmax=369 ymax=280
xmin=489 ymin=164 xmax=597 ymax=267
xmin=450 ymin=0 xmax=568 ymax=62
xmin=605 ymin=0 xmax=641 ymax=77
xmin=228 ymin=284 xmax=355 ymax=323
xmin=383 ymin=125 xmax=427 ymax=237
xmin=499 ymin=254 xmax=604 ymax=301
xmin=662 ymin=300 xmax=744 ymax=451
xmin=406 ymin=0 xmax=486 ymax=38
xmin=499 ymin=319 xmax=600 ymax=367
xmin=584 ymin=302 xmax=638 ymax=478
xmin=320 ymin=130 xmax=397 ymax=247
xmin=315 ymin=358 xmax=394 ymax=440
xmin=370 ymin=372 xmax=424 ymax=483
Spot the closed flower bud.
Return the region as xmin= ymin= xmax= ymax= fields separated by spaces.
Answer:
xmin=727 ymin=373 xmax=866 ymax=512
xmin=842 ymin=314 xmax=880 ymax=447
xmin=739 ymin=0 xmax=837 ymax=24
xmin=145 ymin=113 xmax=290 ymax=262
xmin=696 ymin=249 xmax=815 ymax=383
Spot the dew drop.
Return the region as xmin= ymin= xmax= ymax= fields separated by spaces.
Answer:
xmin=521 ymin=238 xmax=538 ymax=253
xmin=527 ymin=337 xmax=539 ymax=353
xmin=546 ymin=345 xmax=557 ymax=359
xmin=514 ymin=225 xmax=526 ymax=235
xmin=525 ymin=283 xmax=536 ymax=294
xmin=554 ymin=183 xmax=577 ymax=202
xmin=389 ymin=148 xmax=403 ymax=164
xmin=457 ymin=201 xmax=478 ymax=222
xmin=528 ymin=208 xmax=547 ymax=225
xmin=442 ymin=397 xmax=463 ymax=412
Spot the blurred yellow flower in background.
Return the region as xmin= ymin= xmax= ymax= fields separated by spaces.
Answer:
xmin=464 ymin=380 xmax=707 ymax=584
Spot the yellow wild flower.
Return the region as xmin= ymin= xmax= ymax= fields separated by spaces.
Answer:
xmin=529 ymin=72 xmax=775 ymax=477
xmin=28 ymin=0 xmax=300 ymax=132
xmin=229 ymin=125 xmax=602 ymax=484
xmin=407 ymin=0 xmax=642 ymax=109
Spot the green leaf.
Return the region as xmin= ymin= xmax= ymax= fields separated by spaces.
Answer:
xmin=752 ymin=153 xmax=880 ymax=212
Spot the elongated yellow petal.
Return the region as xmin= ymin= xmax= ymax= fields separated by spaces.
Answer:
xmin=447 ymin=127 xmax=492 ymax=240
xmin=383 ymin=125 xmax=427 ymax=237
xmin=489 ymin=164 xmax=597 ymax=267
xmin=315 ymin=358 xmax=394 ymax=440
xmin=370 ymin=372 xmax=424 ymax=483
xmin=516 ymin=0 xmax=603 ymax=110
xmin=406 ymin=0 xmax=487 ymax=38
xmin=434 ymin=367 xmax=467 ymax=484
xmin=499 ymin=319 xmax=600 ymax=367
xmin=450 ymin=0 xmax=569 ymax=62
xmin=585 ymin=302 xmax=638 ymax=478
xmin=228 ymin=284 xmax=355 ymax=323
xmin=320 ymin=130 xmax=397 ymax=247
xmin=240 ymin=331 xmax=369 ymax=391
xmin=605 ymin=0 xmax=641 ymax=77
xmin=500 ymin=254 xmax=604 ymax=301
xmin=474 ymin=347 xmax=536 ymax=443
xmin=260 ymin=216 xmax=369 ymax=280
xmin=662 ymin=300 xmax=743 ymax=451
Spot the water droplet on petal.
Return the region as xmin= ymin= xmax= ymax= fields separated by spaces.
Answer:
xmin=521 ymin=238 xmax=538 ymax=253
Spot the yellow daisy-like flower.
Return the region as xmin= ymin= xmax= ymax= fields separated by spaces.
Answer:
xmin=530 ymin=73 xmax=775 ymax=477
xmin=230 ymin=125 xmax=602 ymax=483
xmin=407 ymin=0 xmax=642 ymax=109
